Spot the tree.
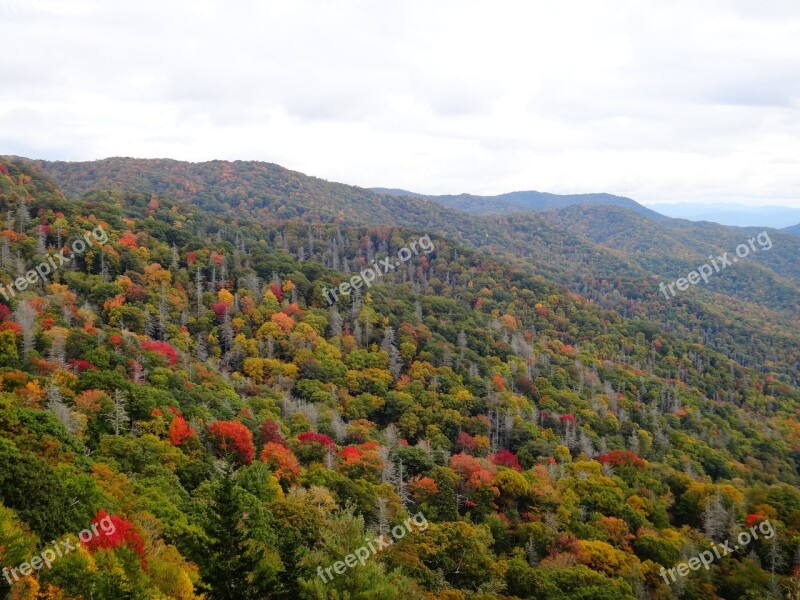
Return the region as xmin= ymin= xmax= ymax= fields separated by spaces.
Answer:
xmin=105 ymin=389 xmax=130 ymax=436
xmin=14 ymin=301 xmax=36 ymax=356
xmin=208 ymin=421 xmax=255 ymax=466
xmin=298 ymin=505 xmax=416 ymax=599
xmin=202 ymin=471 xmax=261 ymax=600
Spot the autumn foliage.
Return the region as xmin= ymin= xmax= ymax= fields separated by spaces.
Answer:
xmin=141 ymin=339 xmax=178 ymax=366
xmin=260 ymin=442 xmax=300 ymax=484
xmin=83 ymin=510 xmax=146 ymax=563
xmin=207 ymin=420 xmax=255 ymax=465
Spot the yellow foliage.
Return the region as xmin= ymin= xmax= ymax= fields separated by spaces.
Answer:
xmin=10 ymin=575 xmax=39 ymax=600
xmin=217 ymin=288 xmax=234 ymax=307
xmin=148 ymin=544 xmax=201 ymax=599
xmin=578 ymin=539 xmax=638 ymax=577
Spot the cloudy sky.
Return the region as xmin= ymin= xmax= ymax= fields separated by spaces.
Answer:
xmin=1 ymin=0 xmax=799 ymax=205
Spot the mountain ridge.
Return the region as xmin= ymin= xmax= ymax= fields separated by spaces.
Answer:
xmin=372 ymin=186 xmax=666 ymax=220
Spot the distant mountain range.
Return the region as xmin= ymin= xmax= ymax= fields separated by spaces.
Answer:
xmin=647 ymin=202 xmax=800 ymax=229
xmin=374 ymin=188 xmax=800 ymax=230
xmin=371 ymin=187 xmax=665 ymax=220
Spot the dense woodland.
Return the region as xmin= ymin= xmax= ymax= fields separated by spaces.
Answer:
xmin=1 ymin=157 xmax=800 ymax=599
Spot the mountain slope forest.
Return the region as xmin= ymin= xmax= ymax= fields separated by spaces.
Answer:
xmin=0 ymin=157 xmax=799 ymax=600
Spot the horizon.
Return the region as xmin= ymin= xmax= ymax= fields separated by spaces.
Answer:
xmin=2 ymin=1 xmax=799 ymax=206
xmin=8 ymin=154 xmax=800 ymax=214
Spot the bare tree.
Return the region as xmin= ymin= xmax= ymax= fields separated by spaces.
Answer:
xmin=47 ymin=385 xmax=80 ymax=435
xmin=105 ymin=389 xmax=130 ymax=435
xmin=14 ymin=301 xmax=37 ymax=355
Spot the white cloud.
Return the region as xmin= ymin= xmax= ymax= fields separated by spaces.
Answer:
xmin=0 ymin=0 xmax=799 ymax=206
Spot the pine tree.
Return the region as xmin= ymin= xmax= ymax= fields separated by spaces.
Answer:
xmin=203 ymin=471 xmax=259 ymax=600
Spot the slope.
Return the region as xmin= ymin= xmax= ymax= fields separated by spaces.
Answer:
xmin=16 ymin=156 xmax=800 ymax=385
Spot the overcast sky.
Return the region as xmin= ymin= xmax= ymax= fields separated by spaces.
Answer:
xmin=1 ymin=0 xmax=799 ymax=205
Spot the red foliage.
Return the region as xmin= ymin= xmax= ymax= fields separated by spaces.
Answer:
xmin=0 ymin=321 xmax=22 ymax=336
xmin=109 ymin=334 xmax=122 ymax=347
xmin=68 ymin=359 xmax=97 ymax=372
xmin=0 ymin=304 xmax=11 ymax=321
xmin=211 ymin=301 xmax=229 ymax=320
xmin=208 ymin=421 xmax=255 ymax=465
xmin=186 ymin=251 xmax=198 ymax=265
xmin=140 ymin=340 xmax=178 ymax=366
xmin=491 ymin=373 xmax=506 ymax=390
xmin=450 ymin=453 xmax=484 ymax=479
xmin=282 ymin=303 xmax=304 ymax=318
xmin=169 ymin=415 xmax=197 ymax=446
xmin=474 ymin=298 xmax=484 ymax=309
xmin=0 ymin=163 xmax=7 ymax=174
xmin=259 ymin=419 xmax=286 ymax=446
xmin=118 ymin=231 xmax=139 ymax=249
xmin=409 ymin=476 xmax=439 ymax=502
xmin=560 ymin=414 xmax=577 ymax=425
xmin=270 ymin=283 xmax=283 ymax=302
xmin=456 ymin=432 xmax=477 ymax=453
xmin=83 ymin=510 xmax=146 ymax=564
xmin=296 ymin=431 xmax=335 ymax=448
xmin=261 ymin=442 xmax=300 ymax=484
xmin=745 ymin=513 xmax=767 ymax=528
xmin=490 ymin=449 xmax=522 ymax=471
xmin=597 ymin=450 xmax=646 ymax=469
xmin=337 ymin=446 xmax=363 ymax=462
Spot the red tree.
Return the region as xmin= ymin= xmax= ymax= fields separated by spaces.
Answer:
xmin=259 ymin=419 xmax=286 ymax=447
xmin=490 ymin=449 xmax=522 ymax=471
xmin=261 ymin=442 xmax=300 ymax=484
xmin=296 ymin=432 xmax=335 ymax=448
xmin=141 ymin=340 xmax=178 ymax=366
xmin=208 ymin=420 xmax=255 ymax=465
xmin=597 ymin=450 xmax=646 ymax=469
xmin=169 ymin=415 xmax=197 ymax=446
xmin=83 ymin=510 xmax=146 ymax=565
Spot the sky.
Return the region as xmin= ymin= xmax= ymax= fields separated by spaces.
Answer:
xmin=1 ymin=0 xmax=799 ymax=206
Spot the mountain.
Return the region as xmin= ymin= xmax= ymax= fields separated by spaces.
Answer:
xmin=786 ymin=222 xmax=800 ymax=236
xmin=1 ymin=155 xmax=799 ymax=598
xmin=648 ymin=202 xmax=800 ymax=228
xmin=17 ymin=156 xmax=800 ymax=384
xmin=372 ymin=187 xmax=666 ymax=219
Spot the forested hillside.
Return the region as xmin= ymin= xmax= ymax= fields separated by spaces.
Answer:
xmin=1 ymin=157 xmax=799 ymax=599
xmin=24 ymin=157 xmax=800 ymax=388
